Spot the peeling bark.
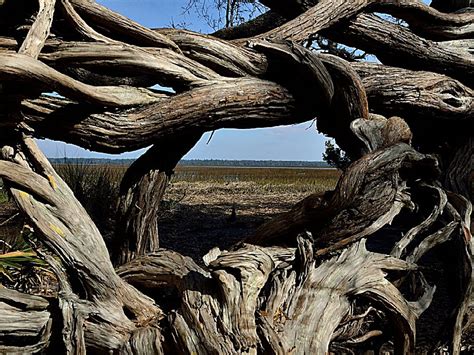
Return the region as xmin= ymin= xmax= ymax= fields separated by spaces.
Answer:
xmin=325 ymin=14 xmax=473 ymax=87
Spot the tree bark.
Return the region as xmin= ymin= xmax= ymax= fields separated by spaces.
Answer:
xmin=324 ymin=14 xmax=473 ymax=87
xmin=352 ymin=62 xmax=474 ymax=152
xmin=431 ymin=0 xmax=473 ymax=13
xmin=113 ymin=134 xmax=202 ymax=266
xmin=444 ymin=137 xmax=474 ymax=206
xmin=259 ymin=0 xmax=474 ymax=42
xmin=0 ymin=287 xmax=52 ymax=353
xmin=0 ymin=137 xmax=164 ymax=353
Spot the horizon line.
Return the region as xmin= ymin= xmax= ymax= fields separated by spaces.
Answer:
xmin=48 ymin=157 xmax=327 ymax=162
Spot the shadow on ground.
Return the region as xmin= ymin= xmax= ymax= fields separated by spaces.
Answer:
xmin=159 ymin=200 xmax=286 ymax=263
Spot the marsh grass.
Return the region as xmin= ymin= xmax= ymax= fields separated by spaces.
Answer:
xmin=53 ymin=163 xmax=125 ymax=236
xmin=1 ymin=164 xmax=340 ymax=282
xmin=171 ymin=166 xmax=340 ymax=194
xmin=51 ymin=164 xmax=340 ymax=222
xmin=52 ymin=164 xmax=340 ymax=195
xmin=3 ymin=164 xmax=340 ymax=227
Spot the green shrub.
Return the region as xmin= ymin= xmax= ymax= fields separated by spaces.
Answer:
xmin=322 ymin=140 xmax=351 ymax=171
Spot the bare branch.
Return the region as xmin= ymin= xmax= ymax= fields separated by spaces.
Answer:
xmin=19 ymin=0 xmax=56 ymax=58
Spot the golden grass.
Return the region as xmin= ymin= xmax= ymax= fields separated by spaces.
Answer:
xmin=50 ymin=164 xmax=341 ymax=218
xmin=174 ymin=166 xmax=339 ymax=182
xmin=51 ymin=164 xmax=341 ymax=194
xmin=171 ymin=166 xmax=340 ymax=194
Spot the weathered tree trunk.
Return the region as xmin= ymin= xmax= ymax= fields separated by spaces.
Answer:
xmin=352 ymin=63 xmax=474 ymax=153
xmin=444 ymin=137 xmax=474 ymax=213
xmin=0 ymin=0 xmax=472 ymax=353
xmin=1 ymin=137 xmax=164 ymax=352
xmin=114 ymin=134 xmax=202 ymax=266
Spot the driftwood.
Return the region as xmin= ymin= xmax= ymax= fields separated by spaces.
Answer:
xmin=0 ymin=0 xmax=472 ymax=354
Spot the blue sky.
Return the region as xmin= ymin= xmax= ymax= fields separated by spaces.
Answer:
xmin=38 ymin=0 xmax=342 ymax=161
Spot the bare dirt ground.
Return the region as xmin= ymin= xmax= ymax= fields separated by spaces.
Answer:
xmin=158 ymin=181 xmax=317 ymax=263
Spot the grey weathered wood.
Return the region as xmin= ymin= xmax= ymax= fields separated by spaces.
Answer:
xmin=18 ymin=0 xmax=56 ymax=59
xmin=0 ymin=287 xmax=52 ymax=353
xmin=260 ymin=0 xmax=474 ymax=42
xmin=0 ymin=53 xmax=167 ymax=107
xmin=0 ymin=0 xmax=472 ymax=353
xmin=69 ymin=0 xmax=179 ymax=51
xmin=258 ymin=238 xmax=420 ymax=354
xmin=325 ymin=13 xmax=474 ymax=87
xmin=391 ymin=185 xmax=447 ymax=258
xmin=1 ymin=138 xmax=164 ymax=353
xmin=353 ymin=62 xmax=474 ymax=125
xmin=445 ymin=138 xmax=474 ymax=204
xmin=114 ymin=133 xmax=202 ymax=266
xmin=447 ymin=193 xmax=473 ymax=355
xmin=155 ymin=28 xmax=268 ymax=77
xmin=246 ymin=138 xmax=426 ymax=249
xmin=59 ymin=0 xmax=114 ymax=43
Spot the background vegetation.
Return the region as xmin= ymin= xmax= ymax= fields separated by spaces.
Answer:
xmin=1 ymin=162 xmax=340 ymax=291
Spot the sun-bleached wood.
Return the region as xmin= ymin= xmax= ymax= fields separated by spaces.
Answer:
xmin=0 ymin=0 xmax=472 ymax=353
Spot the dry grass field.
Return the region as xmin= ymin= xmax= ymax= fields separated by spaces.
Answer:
xmin=173 ymin=166 xmax=338 ymax=187
xmin=1 ymin=165 xmax=340 ymax=262
xmin=160 ymin=166 xmax=340 ymax=260
xmin=0 ymin=164 xmax=339 ymax=293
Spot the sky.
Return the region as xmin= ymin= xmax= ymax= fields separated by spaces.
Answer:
xmin=38 ymin=0 xmax=353 ymax=161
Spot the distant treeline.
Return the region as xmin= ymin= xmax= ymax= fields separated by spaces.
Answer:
xmin=50 ymin=158 xmax=134 ymax=166
xmin=49 ymin=158 xmax=331 ymax=168
xmin=178 ymin=160 xmax=330 ymax=168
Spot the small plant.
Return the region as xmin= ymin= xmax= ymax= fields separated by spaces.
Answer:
xmin=0 ymin=227 xmax=48 ymax=292
xmin=0 ymin=250 xmax=45 ymax=281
